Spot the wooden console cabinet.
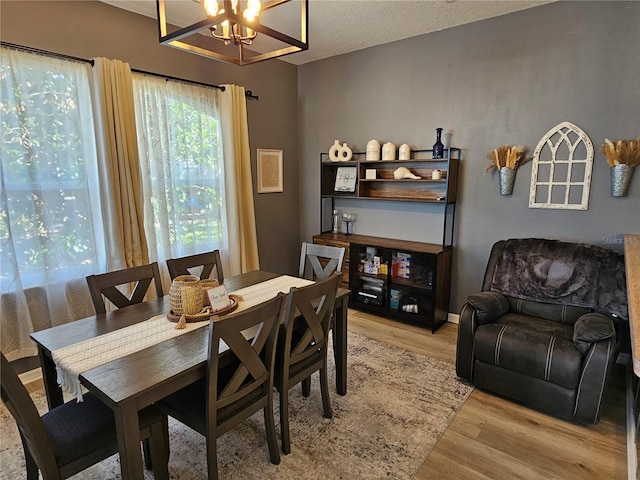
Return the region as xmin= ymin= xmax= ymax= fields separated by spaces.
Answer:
xmin=315 ymin=146 xmax=459 ymax=332
xmin=313 ymin=232 xmax=452 ymax=332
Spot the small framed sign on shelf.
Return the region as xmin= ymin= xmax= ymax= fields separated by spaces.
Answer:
xmin=334 ymin=166 xmax=357 ymax=192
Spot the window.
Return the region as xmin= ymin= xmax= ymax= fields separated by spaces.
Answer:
xmin=132 ymin=75 xmax=226 ymax=263
xmin=529 ymin=121 xmax=594 ymax=210
xmin=0 ymin=47 xmax=104 ymax=291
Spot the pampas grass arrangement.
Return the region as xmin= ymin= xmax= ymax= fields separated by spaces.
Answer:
xmin=485 ymin=145 xmax=531 ymax=173
xmin=600 ymin=137 xmax=640 ymax=168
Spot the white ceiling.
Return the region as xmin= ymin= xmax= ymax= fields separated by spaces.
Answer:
xmin=100 ymin=0 xmax=554 ymax=65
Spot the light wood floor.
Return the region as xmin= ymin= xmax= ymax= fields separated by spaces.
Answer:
xmin=349 ymin=308 xmax=628 ymax=480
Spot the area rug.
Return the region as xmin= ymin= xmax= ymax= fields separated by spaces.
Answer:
xmin=0 ymin=331 xmax=473 ymax=479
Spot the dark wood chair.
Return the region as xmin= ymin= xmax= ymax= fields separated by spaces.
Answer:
xmin=158 ymin=293 xmax=284 ymax=479
xmin=0 ymin=352 xmax=169 ymax=480
xmin=86 ymin=262 xmax=164 ymax=315
xmin=275 ymin=272 xmax=342 ymax=454
xmin=166 ymin=250 xmax=224 ymax=283
xmin=298 ymin=242 xmax=345 ymax=281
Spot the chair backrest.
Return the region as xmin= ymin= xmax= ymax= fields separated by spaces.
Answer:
xmin=281 ymin=272 xmax=342 ymax=383
xmin=207 ymin=292 xmax=285 ymax=436
xmin=1 ymin=352 xmax=60 ymax=478
xmin=86 ymin=262 xmax=164 ymax=315
xmin=298 ymin=242 xmax=345 ymax=281
xmin=166 ymin=250 xmax=224 ymax=283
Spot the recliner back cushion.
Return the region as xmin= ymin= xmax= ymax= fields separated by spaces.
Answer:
xmin=505 ymin=296 xmax=591 ymax=326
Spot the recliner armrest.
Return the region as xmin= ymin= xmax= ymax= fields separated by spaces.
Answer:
xmin=467 ymin=291 xmax=510 ymax=325
xmin=573 ymin=313 xmax=616 ymax=356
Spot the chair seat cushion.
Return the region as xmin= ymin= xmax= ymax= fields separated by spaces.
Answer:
xmin=42 ymin=393 xmax=116 ymax=466
xmin=474 ymin=314 xmax=582 ymax=389
xmin=42 ymin=392 xmax=161 ymax=467
xmin=159 ymin=363 xmax=264 ymax=433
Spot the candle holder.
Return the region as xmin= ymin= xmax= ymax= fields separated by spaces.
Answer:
xmin=342 ymin=212 xmax=356 ymax=235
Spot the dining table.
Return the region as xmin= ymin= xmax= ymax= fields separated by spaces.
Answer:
xmin=30 ymin=270 xmax=350 ymax=480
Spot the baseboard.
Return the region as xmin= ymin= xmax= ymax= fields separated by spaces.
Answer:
xmin=447 ymin=313 xmax=459 ymax=324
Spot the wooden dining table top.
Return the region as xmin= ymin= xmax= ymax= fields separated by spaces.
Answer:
xmin=32 ymin=270 xmax=348 ymax=402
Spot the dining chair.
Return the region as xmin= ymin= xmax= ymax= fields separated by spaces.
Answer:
xmin=298 ymin=242 xmax=345 ymax=281
xmin=275 ymin=272 xmax=342 ymax=454
xmin=86 ymin=262 xmax=164 ymax=315
xmin=166 ymin=250 xmax=224 ymax=283
xmin=158 ymin=293 xmax=285 ymax=479
xmin=0 ymin=352 xmax=169 ymax=480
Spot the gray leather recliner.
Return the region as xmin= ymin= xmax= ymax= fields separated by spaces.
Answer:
xmin=456 ymin=238 xmax=627 ymax=424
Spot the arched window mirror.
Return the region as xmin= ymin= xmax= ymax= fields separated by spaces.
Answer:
xmin=529 ymin=121 xmax=594 ymax=210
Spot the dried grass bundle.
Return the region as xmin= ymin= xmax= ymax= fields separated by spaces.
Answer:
xmin=485 ymin=145 xmax=531 ymax=173
xmin=600 ymin=136 xmax=640 ymax=168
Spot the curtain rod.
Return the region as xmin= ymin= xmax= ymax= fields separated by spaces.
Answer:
xmin=0 ymin=41 xmax=259 ymax=100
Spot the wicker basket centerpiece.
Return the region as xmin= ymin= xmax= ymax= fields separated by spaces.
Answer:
xmin=169 ymin=275 xmax=220 ymax=316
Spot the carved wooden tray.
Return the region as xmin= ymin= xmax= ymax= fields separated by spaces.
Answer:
xmin=167 ymin=295 xmax=239 ymax=323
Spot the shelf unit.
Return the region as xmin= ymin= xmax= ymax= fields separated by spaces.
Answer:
xmin=320 ymin=148 xmax=460 ymax=248
xmin=316 ymin=146 xmax=460 ymax=332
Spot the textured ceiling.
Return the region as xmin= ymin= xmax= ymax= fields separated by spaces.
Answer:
xmin=99 ymin=0 xmax=554 ymax=65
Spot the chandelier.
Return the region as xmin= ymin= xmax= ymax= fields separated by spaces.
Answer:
xmin=156 ymin=0 xmax=308 ymax=66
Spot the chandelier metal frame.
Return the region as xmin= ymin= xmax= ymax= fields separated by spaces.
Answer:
xmin=156 ymin=0 xmax=308 ymax=65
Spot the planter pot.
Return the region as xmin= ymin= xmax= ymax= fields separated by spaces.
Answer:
xmin=499 ymin=167 xmax=516 ymax=195
xmin=611 ymin=164 xmax=634 ymax=197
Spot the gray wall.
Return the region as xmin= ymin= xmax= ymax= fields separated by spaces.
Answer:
xmin=0 ymin=0 xmax=302 ymax=276
xmin=298 ymin=1 xmax=640 ymax=313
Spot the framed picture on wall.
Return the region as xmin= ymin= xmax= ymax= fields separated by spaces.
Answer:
xmin=257 ymin=149 xmax=283 ymax=193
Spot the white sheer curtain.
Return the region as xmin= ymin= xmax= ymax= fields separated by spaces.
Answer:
xmin=132 ymin=74 xmax=230 ymax=283
xmin=0 ymin=47 xmax=104 ymax=359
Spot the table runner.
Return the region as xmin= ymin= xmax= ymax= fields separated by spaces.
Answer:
xmin=52 ymin=275 xmax=314 ymax=401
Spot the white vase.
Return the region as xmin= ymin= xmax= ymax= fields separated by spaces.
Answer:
xmin=382 ymin=142 xmax=396 ymax=161
xmin=366 ymin=139 xmax=380 ymax=161
xmin=339 ymin=143 xmax=353 ymax=161
xmin=329 ymin=140 xmax=341 ymax=162
xmin=399 ymin=144 xmax=411 ymax=160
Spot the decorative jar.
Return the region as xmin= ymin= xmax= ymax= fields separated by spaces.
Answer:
xmin=382 ymin=142 xmax=396 ymax=161
xmin=399 ymin=144 xmax=411 ymax=160
xmin=366 ymin=139 xmax=381 ymax=161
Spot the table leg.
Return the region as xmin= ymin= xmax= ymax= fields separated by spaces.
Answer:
xmin=37 ymin=346 xmax=63 ymax=410
xmin=115 ymin=401 xmax=144 ymax=480
xmin=333 ymin=297 xmax=348 ymax=396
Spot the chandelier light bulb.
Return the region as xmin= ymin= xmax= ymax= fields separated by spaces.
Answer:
xmin=245 ymin=0 xmax=261 ymax=19
xmin=203 ymin=0 xmax=219 ymax=16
